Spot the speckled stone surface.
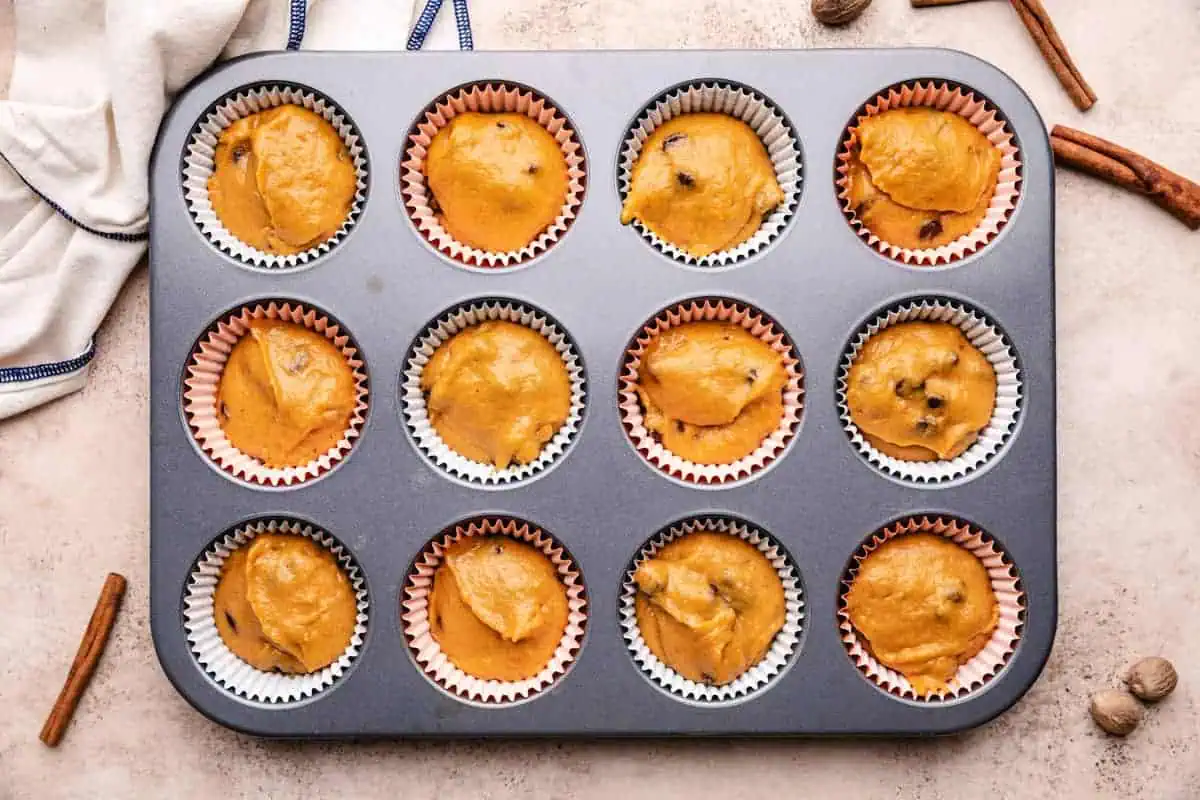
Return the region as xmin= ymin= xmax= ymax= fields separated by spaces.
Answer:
xmin=1 ymin=1 xmax=1198 ymax=798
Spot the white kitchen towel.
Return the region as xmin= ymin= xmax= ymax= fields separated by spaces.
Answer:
xmin=0 ymin=0 xmax=469 ymax=418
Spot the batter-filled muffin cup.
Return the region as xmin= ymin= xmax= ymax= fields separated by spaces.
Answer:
xmin=619 ymin=516 xmax=804 ymax=703
xmin=402 ymin=300 xmax=586 ymax=486
xmin=183 ymin=84 xmax=369 ymax=269
xmin=837 ymin=297 xmax=1021 ymax=485
xmin=183 ymin=518 xmax=370 ymax=704
xmin=838 ymin=515 xmax=1024 ymax=701
xmin=836 ymin=81 xmax=1021 ymax=266
xmin=183 ymin=301 xmax=369 ymax=488
xmin=618 ymin=298 xmax=804 ymax=485
xmin=401 ymin=516 xmax=588 ymax=704
xmin=618 ymin=81 xmax=801 ymax=267
xmin=401 ymin=82 xmax=587 ymax=269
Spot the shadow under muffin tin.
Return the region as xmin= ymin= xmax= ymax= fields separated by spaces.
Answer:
xmin=151 ymin=50 xmax=1054 ymax=738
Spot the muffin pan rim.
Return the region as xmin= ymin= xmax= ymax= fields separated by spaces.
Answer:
xmin=150 ymin=48 xmax=1056 ymax=738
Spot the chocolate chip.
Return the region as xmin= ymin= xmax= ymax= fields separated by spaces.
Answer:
xmin=224 ymin=611 xmax=238 ymax=633
xmin=947 ymin=587 xmax=965 ymax=603
xmin=894 ymin=379 xmax=908 ymax=396
xmin=527 ymin=163 xmax=540 ymax=175
xmin=710 ymin=583 xmax=720 ymax=596
xmin=662 ymin=132 xmax=688 ymax=151
xmin=747 ymin=367 xmax=759 ymax=385
xmin=919 ymin=218 xmax=944 ymax=240
xmin=231 ymin=143 xmax=249 ymax=163
xmin=495 ymin=121 xmax=507 ymax=129
xmin=676 ymin=171 xmax=695 ymax=188
xmin=915 ymin=415 xmax=937 ymax=434
xmin=494 ymin=543 xmax=504 ymax=554
xmin=675 ymin=420 xmax=686 ymax=433
xmin=926 ymin=396 xmax=944 ymax=409
xmin=949 ymin=351 xmax=960 ymax=366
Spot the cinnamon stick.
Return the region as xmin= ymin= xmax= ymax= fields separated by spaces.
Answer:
xmin=1010 ymin=0 xmax=1096 ymax=111
xmin=1051 ymin=125 xmax=1200 ymax=230
xmin=39 ymin=573 xmax=127 ymax=747
xmin=911 ymin=0 xmax=985 ymax=6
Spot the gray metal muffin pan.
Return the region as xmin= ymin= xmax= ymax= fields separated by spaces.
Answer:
xmin=149 ymin=49 xmax=1056 ymax=738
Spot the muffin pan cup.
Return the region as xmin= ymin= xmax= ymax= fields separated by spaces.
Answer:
xmin=183 ymin=518 xmax=371 ymax=704
xmin=837 ymin=515 xmax=1025 ymax=702
xmin=401 ymin=82 xmax=588 ymax=269
xmin=183 ymin=84 xmax=369 ymax=270
xmin=618 ymin=81 xmax=802 ymax=267
xmin=836 ymin=80 xmax=1022 ymax=267
xmin=401 ymin=516 xmax=588 ymax=704
xmin=620 ymin=515 xmax=804 ymax=703
xmin=150 ymin=50 xmax=1055 ymax=738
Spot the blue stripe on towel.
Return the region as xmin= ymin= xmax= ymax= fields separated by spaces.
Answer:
xmin=0 ymin=152 xmax=148 ymax=243
xmin=0 ymin=341 xmax=96 ymax=384
xmin=407 ymin=0 xmax=445 ymax=50
xmin=453 ymin=0 xmax=474 ymax=50
xmin=287 ymin=0 xmax=307 ymax=50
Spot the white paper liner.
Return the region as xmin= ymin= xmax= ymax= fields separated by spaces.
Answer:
xmin=401 ymin=83 xmax=587 ymax=268
xmin=838 ymin=515 xmax=1024 ymax=701
xmin=618 ymin=81 xmax=801 ymax=267
xmin=619 ymin=517 xmax=804 ymax=703
xmin=402 ymin=301 xmax=586 ymax=485
xmin=836 ymin=81 xmax=1022 ymax=266
xmin=183 ymin=519 xmax=370 ymax=704
xmin=619 ymin=299 xmax=804 ymax=485
xmin=183 ymin=85 xmax=369 ymax=269
xmin=183 ymin=301 xmax=369 ymax=488
xmin=837 ymin=298 xmax=1021 ymax=484
xmin=401 ymin=517 xmax=588 ymax=704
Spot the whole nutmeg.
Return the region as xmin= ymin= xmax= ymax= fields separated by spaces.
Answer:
xmin=811 ymin=0 xmax=872 ymax=26
xmin=1125 ymin=656 xmax=1178 ymax=702
xmin=1090 ymin=689 xmax=1143 ymax=736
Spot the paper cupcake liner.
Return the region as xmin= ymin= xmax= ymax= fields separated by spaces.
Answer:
xmin=183 ymin=301 xmax=369 ymax=488
xmin=402 ymin=300 xmax=586 ymax=486
xmin=618 ymin=81 xmax=802 ymax=267
xmin=401 ymin=516 xmax=588 ymax=704
xmin=401 ymin=83 xmax=587 ymax=269
xmin=183 ymin=85 xmax=369 ymax=269
xmin=836 ymin=81 xmax=1022 ymax=266
xmin=838 ymin=515 xmax=1024 ymax=701
xmin=837 ymin=297 xmax=1021 ymax=484
xmin=618 ymin=298 xmax=804 ymax=485
xmin=619 ymin=516 xmax=804 ymax=703
xmin=183 ymin=518 xmax=370 ymax=704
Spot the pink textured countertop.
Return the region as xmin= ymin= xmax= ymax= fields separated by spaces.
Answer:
xmin=2 ymin=0 xmax=1197 ymax=797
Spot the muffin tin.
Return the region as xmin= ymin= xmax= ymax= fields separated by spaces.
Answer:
xmin=149 ymin=49 xmax=1056 ymax=737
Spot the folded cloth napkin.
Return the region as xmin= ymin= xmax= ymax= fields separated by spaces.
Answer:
xmin=0 ymin=0 xmax=469 ymax=418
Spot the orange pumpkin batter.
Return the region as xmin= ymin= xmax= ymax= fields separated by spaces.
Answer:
xmin=425 ymin=112 xmax=568 ymax=252
xmin=845 ymin=108 xmax=1001 ymax=250
xmin=844 ymin=533 xmax=998 ymax=695
xmin=208 ymin=106 xmax=356 ymax=255
xmin=421 ymin=321 xmax=571 ymax=469
xmin=635 ymin=532 xmax=785 ymax=685
xmin=213 ymin=534 xmax=357 ymax=674
xmin=621 ymin=114 xmax=784 ymax=257
xmin=636 ymin=321 xmax=787 ymax=464
xmin=846 ymin=322 xmax=995 ymax=462
xmin=216 ymin=319 xmax=357 ymax=469
xmin=428 ymin=536 xmax=569 ymax=681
